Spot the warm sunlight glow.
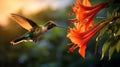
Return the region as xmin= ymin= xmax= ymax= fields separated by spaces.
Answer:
xmin=0 ymin=0 xmax=22 ymax=27
xmin=0 ymin=0 xmax=72 ymax=27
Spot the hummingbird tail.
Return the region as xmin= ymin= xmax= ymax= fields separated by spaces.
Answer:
xmin=10 ymin=37 xmax=28 ymax=45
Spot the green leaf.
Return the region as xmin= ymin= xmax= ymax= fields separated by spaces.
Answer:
xmin=109 ymin=45 xmax=116 ymax=60
xmin=114 ymin=28 xmax=120 ymax=36
xmin=116 ymin=40 xmax=120 ymax=52
xmin=106 ymin=8 xmax=120 ymax=18
xmin=96 ymin=24 xmax=108 ymax=42
xmin=99 ymin=8 xmax=120 ymax=60
xmin=111 ymin=8 xmax=119 ymax=17
xmin=101 ymin=40 xmax=111 ymax=60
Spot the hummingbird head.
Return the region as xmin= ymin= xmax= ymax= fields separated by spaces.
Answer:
xmin=44 ymin=21 xmax=57 ymax=30
xmin=31 ymin=21 xmax=57 ymax=42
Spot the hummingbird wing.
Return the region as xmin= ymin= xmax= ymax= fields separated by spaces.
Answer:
xmin=11 ymin=14 xmax=38 ymax=31
xmin=10 ymin=32 xmax=33 ymax=45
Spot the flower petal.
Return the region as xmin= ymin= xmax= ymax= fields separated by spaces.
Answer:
xmin=79 ymin=43 xmax=86 ymax=58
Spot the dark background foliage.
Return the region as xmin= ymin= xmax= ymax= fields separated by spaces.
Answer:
xmin=0 ymin=0 xmax=120 ymax=67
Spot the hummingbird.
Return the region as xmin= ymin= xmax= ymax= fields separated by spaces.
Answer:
xmin=10 ymin=14 xmax=57 ymax=45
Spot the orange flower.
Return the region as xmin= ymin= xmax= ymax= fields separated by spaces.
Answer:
xmin=67 ymin=0 xmax=108 ymax=58
xmin=72 ymin=0 xmax=108 ymax=29
xmin=67 ymin=21 xmax=103 ymax=58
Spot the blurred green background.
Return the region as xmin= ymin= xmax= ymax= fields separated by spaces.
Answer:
xmin=0 ymin=0 xmax=120 ymax=67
